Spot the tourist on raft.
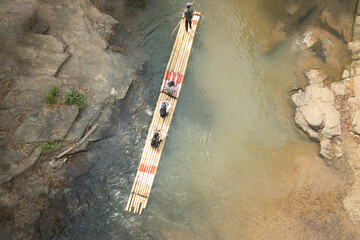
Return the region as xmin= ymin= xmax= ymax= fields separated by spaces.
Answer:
xmin=183 ymin=2 xmax=193 ymax=32
xmin=160 ymin=99 xmax=172 ymax=118
xmin=151 ymin=130 xmax=166 ymax=149
xmin=165 ymin=80 xmax=177 ymax=94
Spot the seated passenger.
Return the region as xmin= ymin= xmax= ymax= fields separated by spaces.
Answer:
xmin=151 ymin=130 xmax=166 ymax=148
xmin=160 ymin=99 xmax=172 ymax=118
xmin=165 ymin=80 xmax=177 ymax=94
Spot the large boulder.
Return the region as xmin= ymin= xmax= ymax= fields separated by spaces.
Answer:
xmin=292 ymin=69 xmax=341 ymax=139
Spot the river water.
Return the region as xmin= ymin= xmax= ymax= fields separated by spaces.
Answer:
xmin=58 ymin=0 xmax=357 ymax=239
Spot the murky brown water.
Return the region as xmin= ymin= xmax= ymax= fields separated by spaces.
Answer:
xmin=60 ymin=0 xmax=360 ymax=239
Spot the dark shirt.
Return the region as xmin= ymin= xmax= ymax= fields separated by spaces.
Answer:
xmin=184 ymin=8 xmax=193 ymax=21
xmin=160 ymin=105 xmax=168 ymax=118
xmin=151 ymin=137 xmax=162 ymax=148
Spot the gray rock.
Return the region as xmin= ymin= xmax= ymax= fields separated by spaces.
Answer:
xmin=3 ymin=75 xmax=62 ymax=110
xmin=20 ymin=50 xmax=70 ymax=76
xmin=16 ymin=47 xmax=39 ymax=60
xmin=61 ymin=46 xmax=135 ymax=100
xmin=294 ymin=109 xmax=320 ymax=140
xmin=88 ymin=101 xmax=115 ymax=142
xmin=348 ymin=40 xmax=360 ymax=54
xmin=17 ymin=174 xmax=49 ymax=199
xmin=321 ymin=107 xmax=341 ymax=138
xmin=303 ymin=85 xmax=334 ymax=105
xmin=291 ymin=90 xmax=305 ymax=107
xmin=342 ymin=69 xmax=350 ymax=79
xmin=334 ymin=145 xmax=343 ymax=158
xmin=30 ymin=19 xmax=49 ymax=34
xmin=331 ymin=82 xmax=346 ymax=96
xmin=19 ymin=34 xmax=66 ymax=53
xmin=300 ymin=104 xmax=323 ymax=129
xmin=320 ymin=139 xmax=335 ymax=160
xmin=0 ymin=144 xmax=41 ymax=185
xmin=348 ymin=97 xmax=360 ymax=107
xmin=0 ymin=110 xmax=17 ymax=129
xmin=356 ymin=16 xmax=360 ymax=26
xmin=353 ymin=76 xmax=360 ymax=96
xmin=14 ymin=107 xmax=78 ymax=143
xmin=354 ymin=25 xmax=360 ymax=39
xmin=293 ymin=70 xmax=340 ymax=139
xmin=305 ymin=69 xmax=327 ymax=84
xmin=64 ymin=105 xmax=99 ymax=141
xmin=352 ymin=110 xmax=360 ymax=134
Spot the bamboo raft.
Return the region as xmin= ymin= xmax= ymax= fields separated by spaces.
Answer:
xmin=125 ymin=13 xmax=201 ymax=215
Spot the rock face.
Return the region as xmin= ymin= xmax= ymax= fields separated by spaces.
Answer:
xmin=0 ymin=0 xmax=138 ymax=185
xmin=0 ymin=0 xmax=146 ymax=238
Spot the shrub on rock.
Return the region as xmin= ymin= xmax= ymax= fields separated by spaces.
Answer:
xmin=65 ymin=89 xmax=87 ymax=109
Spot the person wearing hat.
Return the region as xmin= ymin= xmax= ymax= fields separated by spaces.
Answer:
xmin=159 ymin=99 xmax=172 ymax=118
xmin=183 ymin=2 xmax=194 ymax=32
xmin=151 ymin=129 xmax=166 ymax=148
xmin=165 ymin=80 xmax=177 ymax=94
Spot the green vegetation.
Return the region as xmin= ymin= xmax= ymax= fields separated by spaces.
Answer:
xmin=43 ymin=86 xmax=61 ymax=106
xmin=65 ymin=89 xmax=87 ymax=109
xmin=39 ymin=138 xmax=61 ymax=152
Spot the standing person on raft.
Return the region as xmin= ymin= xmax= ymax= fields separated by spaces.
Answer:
xmin=183 ymin=2 xmax=193 ymax=32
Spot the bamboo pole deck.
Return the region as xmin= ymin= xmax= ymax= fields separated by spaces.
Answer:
xmin=125 ymin=13 xmax=201 ymax=215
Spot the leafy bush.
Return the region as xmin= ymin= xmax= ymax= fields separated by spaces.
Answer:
xmin=39 ymin=138 xmax=61 ymax=152
xmin=43 ymin=86 xmax=60 ymax=106
xmin=65 ymin=89 xmax=87 ymax=109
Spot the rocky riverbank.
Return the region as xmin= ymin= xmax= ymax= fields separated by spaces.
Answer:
xmin=282 ymin=0 xmax=360 ymax=225
xmin=0 ymin=0 xmax=146 ymax=238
